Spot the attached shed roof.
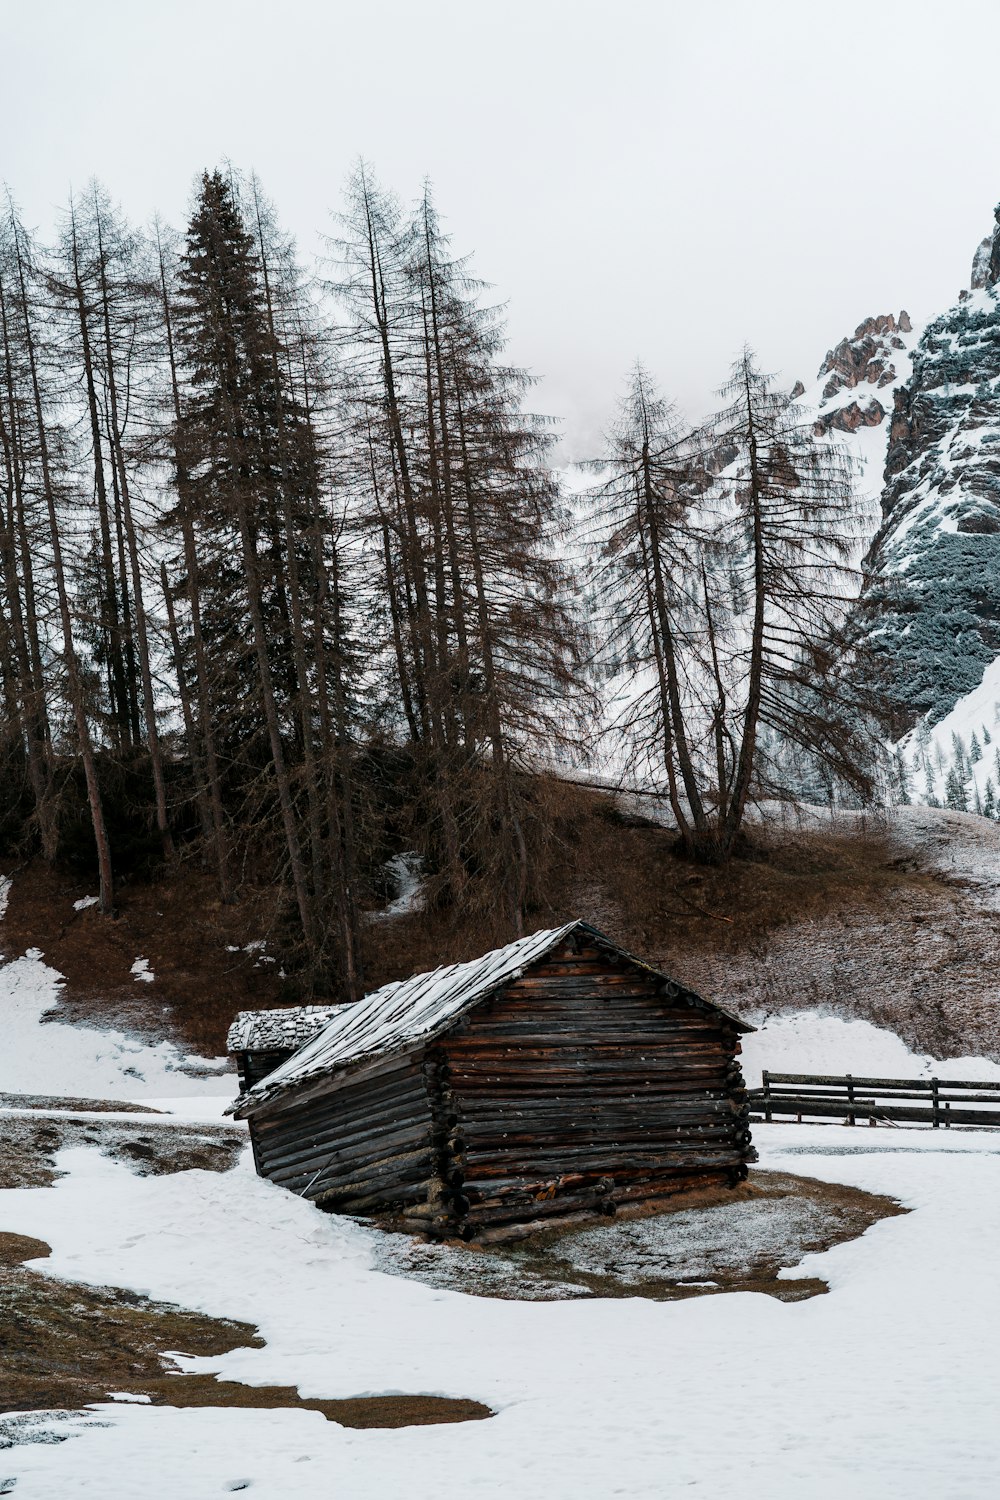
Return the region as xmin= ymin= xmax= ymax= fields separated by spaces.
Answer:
xmin=228 ymin=920 xmax=751 ymax=1119
xmin=227 ymin=1004 xmax=355 ymax=1056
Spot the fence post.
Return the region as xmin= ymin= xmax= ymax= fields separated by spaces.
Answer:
xmin=846 ymin=1073 xmax=855 ymax=1126
xmin=931 ymin=1078 xmax=940 ymax=1129
xmin=762 ymin=1069 xmax=772 ymax=1123
xmin=945 ymin=1101 xmax=951 ymax=1129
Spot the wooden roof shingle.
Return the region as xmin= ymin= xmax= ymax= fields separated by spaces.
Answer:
xmin=226 ymin=1004 xmax=355 ymax=1056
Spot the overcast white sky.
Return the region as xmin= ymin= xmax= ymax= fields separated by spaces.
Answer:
xmin=8 ymin=0 xmax=1000 ymax=456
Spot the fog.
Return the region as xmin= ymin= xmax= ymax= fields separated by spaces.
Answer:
xmin=9 ymin=0 xmax=1000 ymax=455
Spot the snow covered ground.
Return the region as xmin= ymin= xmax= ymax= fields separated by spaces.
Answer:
xmin=740 ymin=1008 xmax=1000 ymax=1089
xmin=3 ymin=867 xmax=1000 ymax=1497
xmin=3 ymin=1128 xmax=999 ymax=1498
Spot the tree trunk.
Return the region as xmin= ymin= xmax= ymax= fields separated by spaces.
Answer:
xmin=718 ymin=357 xmax=766 ymax=856
xmin=160 ymin=561 xmax=214 ymax=846
xmin=67 ymin=208 xmax=131 ymax=751
xmin=638 ymin=431 xmax=709 ymax=842
xmin=11 ymin=218 xmax=114 ymax=911
xmin=94 ymin=198 xmax=174 ymax=859
xmin=453 ymin=371 xmax=526 ymax=930
xmin=0 ymin=302 xmax=53 ymax=854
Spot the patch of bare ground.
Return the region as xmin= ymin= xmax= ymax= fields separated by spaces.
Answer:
xmin=114 ymin=1382 xmax=492 ymax=1428
xmin=369 ymin=1168 xmax=906 ymax=1303
xmin=0 ymin=1230 xmax=264 ymax=1419
xmin=0 ymin=1094 xmax=162 ymax=1114
xmin=540 ymin=794 xmax=1000 ymax=1063
xmin=0 ymin=859 xmax=289 ymax=1056
xmin=0 ymin=1114 xmax=244 ymax=1190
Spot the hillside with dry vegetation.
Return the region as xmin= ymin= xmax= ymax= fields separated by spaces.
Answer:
xmin=5 ymin=787 xmax=997 ymax=1064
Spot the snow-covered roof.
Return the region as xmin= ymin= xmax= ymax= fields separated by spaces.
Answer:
xmin=227 ymin=1004 xmax=355 ymax=1056
xmin=228 ymin=920 xmax=751 ymax=1118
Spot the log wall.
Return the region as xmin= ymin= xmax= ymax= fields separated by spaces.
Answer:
xmin=236 ymin=1049 xmax=296 ymax=1091
xmin=247 ymin=1053 xmax=436 ymax=1215
xmin=436 ymin=938 xmax=753 ymax=1237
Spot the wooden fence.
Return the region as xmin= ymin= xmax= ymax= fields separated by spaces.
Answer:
xmin=749 ymin=1071 xmax=1000 ymax=1129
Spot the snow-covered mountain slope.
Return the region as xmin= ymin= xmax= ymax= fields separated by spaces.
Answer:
xmin=896 ymin=653 xmax=1000 ymax=812
xmin=861 ymin=212 xmax=1000 ymax=733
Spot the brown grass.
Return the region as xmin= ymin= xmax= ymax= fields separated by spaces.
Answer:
xmin=362 ymin=784 xmax=938 ymax=1007
xmin=0 ymin=1114 xmax=244 ymax=1190
xmin=0 ymin=1094 xmax=162 ymax=1113
xmin=128 ymin=1381 xmax=492 ymax=1427
xmin=0 ymin=782 xmax=976 ymax=1057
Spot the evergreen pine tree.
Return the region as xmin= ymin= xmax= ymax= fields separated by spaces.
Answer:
xmin=945 ymin=766 xmax=969 ymax=812
xmin=171 ymin=170 xmax=306 ymax=744
xmin=170 ymin=169 xmax=339 ymax=972
xmin=951 ymin=732 xmax=967 ymax=778
xmin=924 ymin=759 xmax=939 ymax=806
xmin=894 ymin=748 xmax=911 ymax=805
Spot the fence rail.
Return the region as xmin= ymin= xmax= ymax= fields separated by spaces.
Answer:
xmin=749 ymin=1071 xmax=1000 ymax=1129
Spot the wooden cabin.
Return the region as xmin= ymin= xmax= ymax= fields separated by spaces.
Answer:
xmin=227 ymin=920 xmax=755 ymax=1240
xmin=228 ymin=1004 xmax=353 ymax=1091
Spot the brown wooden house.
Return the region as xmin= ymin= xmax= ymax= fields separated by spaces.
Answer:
xmin=227 ymin=920 xmax=755 ymax=1240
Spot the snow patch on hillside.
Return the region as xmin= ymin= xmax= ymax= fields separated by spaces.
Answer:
xmin=791 ymin=314 xmax=920 ymax=558
xmin=0 ymin=947 xmax=229 ymax=1099
xmin=366 ymin=851 xmax=427 ymax=922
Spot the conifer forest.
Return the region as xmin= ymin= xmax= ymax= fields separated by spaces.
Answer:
xmin=0 ymin=166 xmax=880 ymax=994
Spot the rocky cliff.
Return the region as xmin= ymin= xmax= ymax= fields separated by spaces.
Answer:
xmin=792 ymin=309 xmax=918 ymax=558
xmin=814 ymin=310 xmax=912 ymax=434
xmin=860 ymin=210 xmax=1000 ymax=732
